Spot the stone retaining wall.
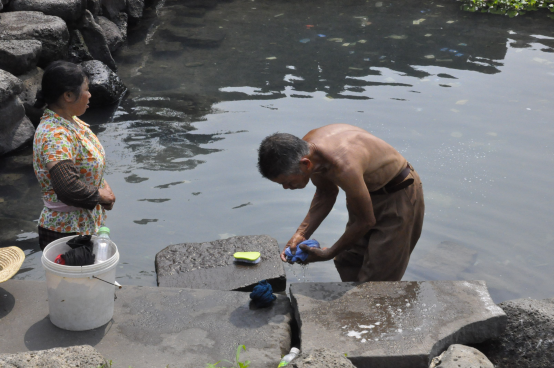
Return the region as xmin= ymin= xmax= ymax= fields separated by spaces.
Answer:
xmin=0 ymin=0 xmax=144 ymax=156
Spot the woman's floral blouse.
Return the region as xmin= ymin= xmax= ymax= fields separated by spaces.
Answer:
xmin=33 ymin=109 xmax=107 ymax=234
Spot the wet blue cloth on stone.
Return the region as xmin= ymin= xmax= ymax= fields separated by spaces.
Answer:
xmin=285 ymin=239 xmax=320 ymax=263
xmin=250 ymin=280 xmax=276 ymax=308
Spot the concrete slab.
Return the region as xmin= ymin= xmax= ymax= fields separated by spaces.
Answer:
xmin=0 ymin=345 xmax=108 ymax=368
xmin=290 ymin=281 xmax=506 ymax=368
xmin=155 ymin=235 xmax=286 ymax=292
xmin=0 ymin=280 xmax=292 ymax=368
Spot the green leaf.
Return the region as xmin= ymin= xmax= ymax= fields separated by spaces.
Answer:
xmin=236 ymin=345 xmax=246 ymax=364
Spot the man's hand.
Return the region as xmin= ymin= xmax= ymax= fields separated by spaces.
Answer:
xmin=298 ymin=243 xmax=333 ymax=263
xmin=99 ymin=181 xmax=116 ymax=211
xmin=281 ymin=233 xmax=307 ymax=263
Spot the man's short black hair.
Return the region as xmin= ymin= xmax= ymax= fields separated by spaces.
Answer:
xmin=257 ymin=133 xmax=309 ymax=179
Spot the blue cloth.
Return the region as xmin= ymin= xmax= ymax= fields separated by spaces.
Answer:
xmin=250 ymin=280 xmax=276 ymax=308
xmin=285 ymin=239 xmax=320 ymax=263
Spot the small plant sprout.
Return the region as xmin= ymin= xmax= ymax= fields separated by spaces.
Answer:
xmin=205 ymin=345 xmax=251 ymax=368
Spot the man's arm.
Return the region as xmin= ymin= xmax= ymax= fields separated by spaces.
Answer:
xmin=281 ymin=175 xmax=339 ymax=262
xmin=300 ymin=166 xmax=376 ymax=262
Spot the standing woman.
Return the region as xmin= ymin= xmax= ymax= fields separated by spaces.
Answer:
xmin=33 ymin=61 xmax=116 ymax=251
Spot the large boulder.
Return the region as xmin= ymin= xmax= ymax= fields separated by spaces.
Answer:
xmin=158 ymin=23 xmax=226 ymax=47
xmin=86 ymin=0 xmax=101 ymax=16
xmin=67 ymin=29 xmax=94 ymax=64
xmin=18 ymin=67 xmax=44 ymax=127
xmin=5 ymin=0 xmax=85 ymax=23
xmin=97 ymin=16 xmax=124 ymax=53
xmin=0 ymin=95 xmax=34 ymax=156
xmin=101 ymin=0 xmax=126 ymax=20
xmin=0 ymin=70 xmax=34 ymax=154
xmin=155 ymin=235 xmax=287 ymax=292
xmin=476 ymin=297 xmax=554 ymax=368
xmin=429 ymin=345 xmax=494 ymax=368
xmin=112 ymin=12 xmax=128 ymax=41
xmin=0 ymin=40 xmax=42 ymax=76
xmin=126 ymin=0 xmax=144 ymax=24
xmin=81 ymin=60 xmax=126 ymax=107
xmin=0 ymin=345 xmax=107 ymax=368
xmin=77 ymin=9 xmax=116 ymax=71
xmin=0 ymin=11 xmax=69 ymax=66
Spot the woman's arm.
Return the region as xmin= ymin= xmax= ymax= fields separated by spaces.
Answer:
xmin=46 ymin=160 xmax=115 ymax=210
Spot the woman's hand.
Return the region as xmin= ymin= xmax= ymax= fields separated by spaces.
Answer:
xmin=99 ymin=181 xmax=116 ymax=210
xmin=281 ymin=232 xmax=307 ymax=263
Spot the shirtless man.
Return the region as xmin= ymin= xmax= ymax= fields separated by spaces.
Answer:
xmin=257 ymin=124 xmax=424 ymax=282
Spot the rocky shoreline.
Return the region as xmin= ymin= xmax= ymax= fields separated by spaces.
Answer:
xmin=0 ymin=0 xmax=139 ymax=156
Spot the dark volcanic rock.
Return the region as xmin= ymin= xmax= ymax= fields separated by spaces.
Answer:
xmin=86 ymin=0 xmax=101 ymax=16
xmin=81 ymin=59 xmax=126 ymax=107
xmin=0 ymin=68 xmax=23 ymax=104
xmin=67 ymin=29 xmax=94 ymax=64
xmin=126 ymin=0 xmax=144 ymax=24
xmin=98 ymin=16 xmax=124 ymax=53
xmin=475 ymin=297 xmax=554 ymax=368
xmin=101 ymin=0 xmax=126 ymax=20
xmin=155 ymin=235 xmax=286 ymax=292
xmin=77 ymin=9 xmax=116 ymax=71
xmin=6 ymin=0 xmax=85 ymax=23
xmin=429 ymin=345 xmax=493 ymax=368
xmin=18 ymin=67 xmax=44 ymax=127
xmin=0 ymin=11 xmax=69 ymax=66
xmin=0 ymin=40 xmax=42 ymax=76
xmin=0 ymin=95 xmax=34 ymax=156
xmin=0 ymin=345 xmax=107 ymax=368
xmin=112 ymin=12 xmax=128 ymax=41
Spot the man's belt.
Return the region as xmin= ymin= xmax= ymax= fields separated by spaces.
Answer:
xmin=370 ymin=163 xmax=414 ymax=196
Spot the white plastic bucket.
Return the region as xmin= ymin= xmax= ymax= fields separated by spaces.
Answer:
xmin=41 ymin=235 xmax=119 ymax=331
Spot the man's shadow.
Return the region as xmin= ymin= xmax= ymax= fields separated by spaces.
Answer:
xmin=0 ymin=287 xmax=16 ymax=319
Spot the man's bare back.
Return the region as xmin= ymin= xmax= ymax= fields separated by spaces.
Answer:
xmin=303 ymin=124 xmax=407 ymax=192
xmin=257 ymin=124 xmax=424 ymax=281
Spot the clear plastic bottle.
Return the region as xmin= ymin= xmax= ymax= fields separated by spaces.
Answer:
xmin=92 ymin=227 xmax=113 ymax=264
xmin=278 ymin=347 xmax=300 ymax=367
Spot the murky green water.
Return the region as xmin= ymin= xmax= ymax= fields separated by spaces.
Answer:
xmin=2 ymin=0 xmax=554 ymax=303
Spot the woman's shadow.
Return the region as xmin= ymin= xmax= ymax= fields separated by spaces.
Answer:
xmin=23 ymin=316 xmax=112 ymax=351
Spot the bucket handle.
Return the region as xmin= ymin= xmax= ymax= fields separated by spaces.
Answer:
xmin=92 ymin=275 xmax=122 ymax=289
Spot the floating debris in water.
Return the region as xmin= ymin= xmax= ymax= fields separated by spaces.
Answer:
xmin=306 ymin=25 xmax=314 ymax=29
xmin=458 ymin=43 xmax=467 ymax=46
xmin=328 ymin=38 xmax=344 ymax=42
xmin=364 ymin=58 xmax=371 ymax=61
xmin=349 ymin=67 xmax=363 ymax=70
xmin=387 ymin=35 xmax=407 ymax=40
xmin=274 ymin=13 xmax=284 ymax=17
xmin=299 ymin=38 xmax=310 ymax=43
xmin=447 ymin=20 xmax=455 ymax=23
xmin=449 ymin=49 xmax=458 ymax=53
xmin=425 ymin=33 xmax=432 ymax=37
xmin=441 ymin=47 xmax=448 ymax=51
xmin=380 ymin=55 xmax=387 ymax=59
xmin=424 ymin=55 xmax=435 ymax=59
xmin=455 ymin=53 xmax=464 ymax=57
xmin=266 ymin=56 xmax=277 ymax=60
xmin=342 ymin=43 xmax=350 ymax=46
xmin=358 ymin=39 xmax=367 ymax=43
xmin=413 ymin=18 xmax=426 ymax=24
xmin=318 ymin=34 xmax=326 ymax=37
xmin=456 ymin=100 xmax=468 ymax=105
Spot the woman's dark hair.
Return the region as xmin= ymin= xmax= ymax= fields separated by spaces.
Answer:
xmin=257 ymin=133 xmax=310 ymax=179
xmin=35 ymin=61 xmax=87 ymax=107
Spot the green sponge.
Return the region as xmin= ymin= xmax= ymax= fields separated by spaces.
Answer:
xmin=233 ymin=252 xmax=261 ymax=262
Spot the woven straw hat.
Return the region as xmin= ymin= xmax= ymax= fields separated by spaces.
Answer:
xmin=0 ymin=246 xmax=25 ymax=283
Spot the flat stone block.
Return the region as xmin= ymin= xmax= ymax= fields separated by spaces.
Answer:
xmin=156 ymin=235 xmax=286 ymax=292
xmin=6 ymin=0 xmax=85 ymax=23
xmin=0 ymin=345 xmax=107 ymax=368
xmin=290 ymin=280 xmax=506 ymax=368
xmin=0 ymin=280 xmax=293 ymax=368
